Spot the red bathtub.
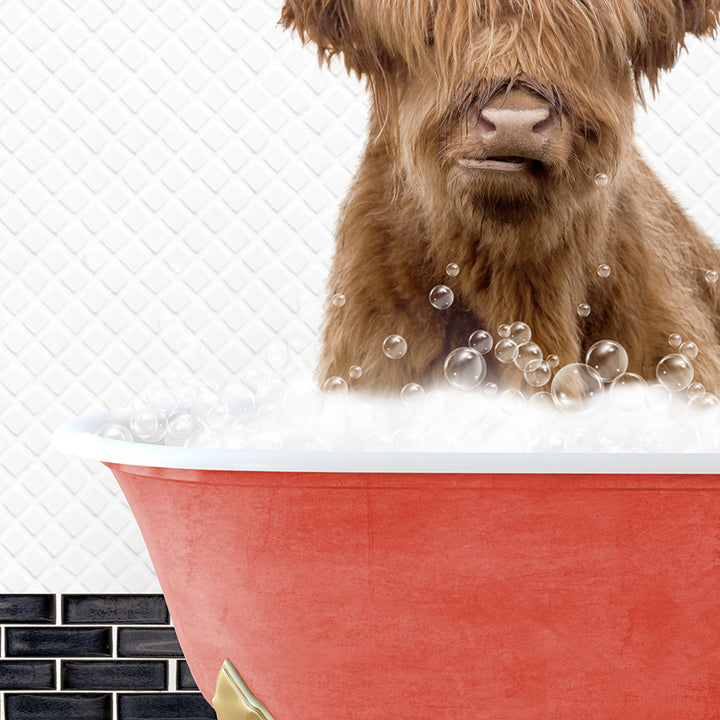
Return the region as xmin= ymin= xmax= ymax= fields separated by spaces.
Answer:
xmin=55 ymin=409 xmax=720 ymax=719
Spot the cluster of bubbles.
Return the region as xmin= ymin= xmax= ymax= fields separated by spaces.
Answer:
xmin=95 ymin=252 xmax=720 ymax=454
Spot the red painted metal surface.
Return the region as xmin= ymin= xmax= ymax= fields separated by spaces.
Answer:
xmin=107 ymin=463 xmax=720 ymax=719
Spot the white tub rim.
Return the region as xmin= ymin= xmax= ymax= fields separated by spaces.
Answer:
xmin=52 ymin=408 xmax=720 ymax=475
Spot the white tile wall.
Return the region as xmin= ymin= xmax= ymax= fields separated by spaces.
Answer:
xmin=0 ymin=1 xmax=718 ymax=592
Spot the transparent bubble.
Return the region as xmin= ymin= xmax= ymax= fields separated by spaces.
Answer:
xmin=656 ymin=353 xmax=694 ymax=392
xmin=494 ymin=338 xmax=519 ymax=364
xmin=263 ymin=342 xmax=288 ymax=371
xmin=705 ymin=270 xmax=719 ymax=284
xmin=349 ymin=365 xmax=363 ymax=379
xmin=130 ymin=408 xmax=162 ymax=441
xmin=185 ymin=429 xmax=220 ymax=449
xmin=577 ymin=303 xmax=591 ymax=318
xmin=429 ymin=285 xmax=454 ymax=310
xmin=223 ymin=423 xmax=250 ymax=450
xmin=332 ymin=293 xmax=346 ymax=307
xmin=498 ymin=324 xmax=511 ymax=337
xmin=597 ymin=264 xmax=611 ymax=278
xmin=283 ymin=381 xmax=324 ymax=423
xmin=546 ymin=354 xmax=560 ymax=368
xmin=598 ymin=421 xmax=628 ymax=450
xmin=594 ymin=172 xmax=609 ymax=187
xmin=322 ymin=376 xmax=349 ymax=396
xmin=524 ymin=359 xmax=552 ymax=387
xmin=514 ymin=342 xmax=542 ymax=371
xmin=483 ymin=382 xmax=498 ymax=397
xmin=688 ymin=393 xmax=720 ymax=415
xmin=383 ymin=334 xmax=407 ymax=359
xmin=679 ymin=341 xmax=698 ymax=360
xmin=468 ymin=329 xmax=493 ymax=355
xmin=206 ymin=403 xmax=234 ymax=431
xmin=498 ymin=388 xmax=525 ymax=415
xmin=551 ymin=363 xmax=604 ymax=413
xmin=528 ymin=391 xmax=555 ymax=411
xmin=444 ymin=347 xmax=486 ymax=390
xmin=96 ymin=422 xmax=133 ymax=442
xmin=446 ymin=263 xmax=460 ymax=277
xmin=585 ymin=340 xmax=628 ymax=382
xmin=567 ymin=428 xmax=598 ymax=453
xmin=610 ymin=372 xmax=647 ymax=410
xmin=668 ymin=333 xmax=682 ymax=347
xmin=364 ymin=431 xmax=394 ymax=452
xmin=166 ymin=412 xmax=195 ymax=440
xmin=645 ymin=383 xmax=672 ymax=411
xmin=400 ymin=382 xmax=425 ymax=407
xmin=508 ymin=321 xmax=531 ymax=346
xmin=687 ymin=382 xmax=705 ymax=400
xmin=257 ymin=402 xmax=281 ymax=427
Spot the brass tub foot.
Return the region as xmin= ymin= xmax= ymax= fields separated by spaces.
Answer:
xmin=212 ymin=659 xmax=275 ymax=720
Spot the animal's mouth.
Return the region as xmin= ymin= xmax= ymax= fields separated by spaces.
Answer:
xmin=458 ymin=156 xmax=535 ymax=172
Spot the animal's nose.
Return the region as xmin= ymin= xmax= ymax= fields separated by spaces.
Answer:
xmin=473 ymin=88 xmax=560 ymax=153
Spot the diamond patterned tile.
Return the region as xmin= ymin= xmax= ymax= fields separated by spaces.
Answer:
xmin=0 ymin=1 xmax=718 ymax=593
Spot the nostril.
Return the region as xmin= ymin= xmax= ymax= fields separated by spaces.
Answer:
xmin=532 ymin=110 xmax=559 ymax=136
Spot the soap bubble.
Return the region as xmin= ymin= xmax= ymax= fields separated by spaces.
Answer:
xmin=679 ymin=341 xmax=698 ymax=360
xmin=656 ymin=353 xmax=694 ymax=392
xmin=400 ymin=382 xmax=425 ymax=407
xmin=585 ymin=340 xmax=628 ymax=382
xmin=498 ymin=324 xmax=510 ymax=337
xmin=494 ymin=338 xmax=519 ymax=364
xmin=283 ymin=380 xmax=324 ymax=422
xmin=331 ymin=293 xmax=346 ymax=307
xmin=429 ymin=285 xmax=454 ymax=310
xmin=348 ymin=365 xmax=363 ymax=379
xmin=323 ymin=376 xmax=349 ymax=396
xmin=257 ymin=402 xmax=281 ymax=427
xmin=498 ymin=388 xmax=526 ymax=415
xmin=546 ymin=354 xmax=560 ymax=368
xmin=223 ymin=423 xmax=250 ymax=449
xmin=668 ymin=333 xmax=682 ymax=347
xmin=688 ymin=393 xmax=720 ymax=415
xmin=528 ymin=391 xmax=555 ymax=411
xmin=514 ymin=342 xmax=542 ymax=371
xmin=524 ymin=359 xmax=552 ymax=387
xmin=185 ymin=429 xmax=220 ymax=448
xmin=687 ymin=382 xmax=705 ymax=400
xmin=383 ymin=334 xmax=407 ymax=359
xmin=444 ymin=347 xmax=486 ymax=390
xmin=645 ymin=383 xmax=672 ymax=411
xmin=705 ymin=270 xmax=718 ymax=284
xmin=508 ymin=321 xmax=531 ymax=346
xmin=205 ymin=403 xmax=234 ymax=431
xmin=166 ymin=412 xmax=195 ymax=441
xmin=577 ymin=303 xmax=591 ymax=318
xmin=96 ymin=423 xmax=133 ymax=442
xmin=551 ymin=363 xmax=604 ymax=413
xmin=253 ymin=432 xmax=284 ymax=451
xmin=446 ymin=263 xmax=460 ymax=277
xmin=610 ymin=372 xmax=647 ymax=409
xmin=364 ymin=431 xmax=394 ymax=452
xmin=483 ymin=382 xmax=498 ymax=396
xmin=597 ymin=264 xmax=611 ymax=278
xmin=130 ymin=408 xmax=162 ymax=441
xmin=594 ymin=172 xmax=609 ymax=186
xmin=468 ymin=329 xmax=493 ymax=355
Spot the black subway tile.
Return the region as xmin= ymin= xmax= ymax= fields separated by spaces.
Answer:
xmin=62 ymin=594 xmax=169 ymax=625
xmin=117 ymin=626 xmax=183 ymax=657
xmin=0 ymin=595 xmax=55 ymax=624
xmin=177 ymin=661 xmax=199 ymax=691
xmin=0 ymin=660 xmax=55 ymax=690
xmin=118 ymin=693 xmax=215 ymax=719
xmin=5 ymin=693 xmax=112 ymax=720
xmin=62 ymin=660 xmax=168 ymax=691
xmin=6 ymin=627 xmax=112 ymax=657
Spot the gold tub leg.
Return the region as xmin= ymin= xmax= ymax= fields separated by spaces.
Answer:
xmin=212 ymin=659 xmax=276 ymax=720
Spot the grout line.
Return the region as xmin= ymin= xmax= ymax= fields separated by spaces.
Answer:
xmin=168 ymin=658 xmax=177 ymax=692
xmin=56 ymin=658 xmax=61 ymax=692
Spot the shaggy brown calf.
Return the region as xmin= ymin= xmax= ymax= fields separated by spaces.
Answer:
xmin=282 ymin=0 xmax=720 ymax=395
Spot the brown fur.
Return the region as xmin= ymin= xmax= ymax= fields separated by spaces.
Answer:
xmin=281 ymin=0 xmax=720 ymax=394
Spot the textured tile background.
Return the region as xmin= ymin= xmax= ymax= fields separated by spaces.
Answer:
xmin=0 ymin=1 xmax=718 ymax=593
